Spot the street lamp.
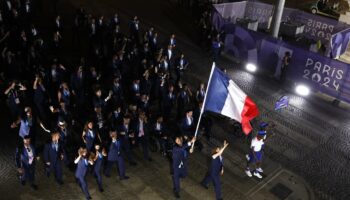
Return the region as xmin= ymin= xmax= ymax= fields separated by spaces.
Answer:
xmin=246 ymin=63 xmax=257 ymax=73
xmin=295 ymin=84 xmax=310 ymax=96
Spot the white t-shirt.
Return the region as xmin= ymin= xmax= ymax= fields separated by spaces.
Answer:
xmin=251 ymin=137 xmax=264 ymax=152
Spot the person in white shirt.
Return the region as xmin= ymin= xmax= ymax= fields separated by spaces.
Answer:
xmin=245 ymin=131 xmax=266 ymax=179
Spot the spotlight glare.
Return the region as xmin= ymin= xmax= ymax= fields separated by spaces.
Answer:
xmin=295 ymin=84 xmax=310 ymax=96
xmin=246 ymin=63 xmax=257 ymax=72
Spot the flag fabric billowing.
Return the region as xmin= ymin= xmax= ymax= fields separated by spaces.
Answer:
xmin=204 ymin=65 xmax=259 ymax=135
xmin=275 ymin=95 xmax=289 ymax=110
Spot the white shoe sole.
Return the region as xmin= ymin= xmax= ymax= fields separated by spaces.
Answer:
xmin=245 ymin=171 xmax=252 ymax=177
xmin=253 ymin=173 xmax=262 ymax=179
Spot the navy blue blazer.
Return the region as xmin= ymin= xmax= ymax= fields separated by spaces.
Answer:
xmin=93 ymin=151 xmax=104 ymax=172
xmin=43 ymin=141 xmax=64 ymax=165
xmin=152 ymin=122 xmax=166 ymax=137
xmin=172 ymin=143 xmax=190 ymax=173
xmin=209 ymin=156 xmax=223 ymax=176
xmin=117 ymin=124 xmax=132 ymax=138
xmin=75 ymin=158 xmax=89 ymax=178
xmin=162 ymin=91 xmax=176 ymax=107
xmin=107 ymin=140 xmax=122 ymax=162
xmin=15 ymin=145 xmax=36 ymax=168
xmin=181 ymin=117 xmax=194 ymax=132
xmin=132 ymin=119 xmax=149 ymax=139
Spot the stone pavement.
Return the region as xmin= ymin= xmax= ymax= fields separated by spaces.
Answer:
xmin=1 ymin=0 xmax=350 ymax=199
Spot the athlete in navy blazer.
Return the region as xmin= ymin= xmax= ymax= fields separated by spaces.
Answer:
xmin=132 ymin=111 xmax=152 ymax=161
xmin=117 ymin=115 xmax=136 ymax=165
xmin=74 ymin=147 xmax=92 ymax=200
xmin=43 ymin=131 xmax=65 ymax=185
xmin=104 ymin=130 xmax=129 ymax=180
xmin=172 ymin=136 xmax=196 ymax=198
xmin=201 ymin=140 xmax=229 ymax=200
xmin=15 ymin=135 xmax=38 ymax=190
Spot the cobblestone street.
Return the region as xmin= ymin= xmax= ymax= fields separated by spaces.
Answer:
xmin=0 ymin=0 xmax=350 ymax=200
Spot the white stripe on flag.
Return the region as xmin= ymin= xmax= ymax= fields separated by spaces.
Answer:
xmin=221 ymin=80 xmax=247 ymax=122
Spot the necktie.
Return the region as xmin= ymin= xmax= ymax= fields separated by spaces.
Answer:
xmin=55 ymin=143 xmax=58 ymax=151
xmin=84 ymin=159 xmax=88 ymax=166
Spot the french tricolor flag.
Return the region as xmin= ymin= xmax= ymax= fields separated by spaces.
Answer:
xmin=203 ymin=64 xmax=259 ymax=135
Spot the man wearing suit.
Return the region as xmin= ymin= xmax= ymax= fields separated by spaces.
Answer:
xmin=212 ymin=35 xmax=223 ymax=62
xmin=54 ymin=15 xmax=63 ymax=32
xmin=162 ymin=85 xmax=176 ymax=121
xmin=130 ymin=79 xmax=141 ymax=104
xmin=70 ymin=66 xmax=86 ymax=107
xmin=177 ymin=84 xmax=192 ymax=120
xmin=152 ymin=115 xmax=167 ymax=156
xmin=110 ymin=13 xmax=120 ymax=29
xmin=175 ymin=53 xmax=189 ymax=83
xmin=43 ymin=131 xmax=65 ymax=185
xmin=172 ymin=136 xmax=196 ymax=198
xmin=169 ymin=34 xmax=176 ymax=48
xmin=74 ymin=147 xmax=92 ymax=200
xmin=104 ymin=130 xmax=129 ymax=180
xmin=181 ymin=109 xmax=195 ymax=137
xmin=15 ymin=135 xmax=38 ymax=190
xmin=117 ymin=115 xmax=137 ymax=165
xmin=165 ymin=45 xmax=175 ymax=70
xmin=109 ymin=104 xmax=123 ymax=131
xmin=129 ymin=16 xmax=140 ymax=45
xmin=201 ymin=140 xmax=229 ymax=200
xmin=132 ymin=111 xmax=152 ymax=161
xmin=150 ymin=32 xmax=159 ymax=53
xmin=110 ymin=77 xmax=124 ymax=106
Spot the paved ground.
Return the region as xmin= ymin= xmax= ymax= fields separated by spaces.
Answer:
xmin=1 ymin=0 xmax=350 ymax=200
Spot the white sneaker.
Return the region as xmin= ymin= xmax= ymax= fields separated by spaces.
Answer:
xmin=253 ymin=172 xmax=263 ymax=179
xmin=256 ymin=168 xmax=263 ymax=173
xmin=245 ymin=154 xmax=250 ymax=161
xmin=245 ymin=170 xmax=252 ymax=177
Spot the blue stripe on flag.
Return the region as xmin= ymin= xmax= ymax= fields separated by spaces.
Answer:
xmin=204 ymin=67 xmax=230 ymax=114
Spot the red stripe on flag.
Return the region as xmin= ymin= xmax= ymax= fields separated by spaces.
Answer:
xmin=241 ymin=96 xmax=259 ymax=135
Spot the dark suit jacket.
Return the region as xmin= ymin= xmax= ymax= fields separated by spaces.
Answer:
xmin=131 ymin=119 xmax=149 ymax=139
xmin=15 ymin=144 xmax=36 ymax=168
xmin=106 ymin=140 xmax=122 ymax=161
xmin=43 ymin=141 xmax=64 ymax=165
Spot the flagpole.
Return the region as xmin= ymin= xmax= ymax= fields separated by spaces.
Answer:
xmin=190 ymin=62 xmax=216 ymax=152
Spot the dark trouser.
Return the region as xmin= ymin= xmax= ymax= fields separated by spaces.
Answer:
xmin=176 ymin=70 xmax=184 ymax=83
xmin=46 ymin=162 xmax=63 ymax=182
xmin=121 ymin=138 xmax=135 ymax=163
xmin=137 ymin=136 xmax=150 ymax=159
xmin=76 ymin=176 xmax=90 ymax=199
xmin=202 ymin=173 xmax=222 ymax=200
xmin=158 ymin=137 xmax=167 ymax=153
xmin=93 ymin=169 xmax=103 ymax=190
xmin=22 ymin=164 xmax=35 ymax=184
xmin=104 ymin=160 xmax=126 ymax=178
xmin=172 ymin=168 xmax=187 ymax=193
